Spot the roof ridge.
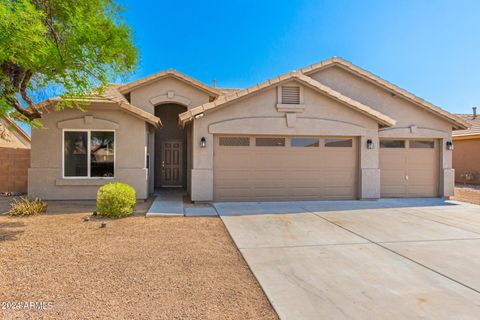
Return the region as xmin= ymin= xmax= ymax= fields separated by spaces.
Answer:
xmin=300 ymin=57 xmax=468 ymax=130
xmin=179 ymin=71 xmax=396 ymax=127
xmin=118 ymin=69 xmax=221 ymax=96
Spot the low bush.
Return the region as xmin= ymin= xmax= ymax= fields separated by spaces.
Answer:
xmin=8 ymin=197 xmax=48 ymax=216
xmin=96 ymin=183 xmax=136 ymax=218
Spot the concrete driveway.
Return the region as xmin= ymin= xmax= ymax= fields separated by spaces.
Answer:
xmin=215 ymin=199 xmax=480 ymax=320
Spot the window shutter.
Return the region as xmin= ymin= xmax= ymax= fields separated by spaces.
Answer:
xmin=281 ymin=86 xmax=300 ymax=104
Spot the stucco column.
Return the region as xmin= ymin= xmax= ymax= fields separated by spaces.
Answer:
xmin=359 ymin=132 xmax=380 ymax=199
xmin=440 ymin=137 xmax=454 ymax=197
xmin=190 ymin=119 xmax=214 ymax=201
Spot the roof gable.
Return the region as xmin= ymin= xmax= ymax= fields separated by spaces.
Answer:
xmin=179 ymin=72 xmax=396 ymax=127
xmin=118 ymin=70 xmax=221 ymax=97
xmin=301 ymin=57 xmax=468 ymax=130
xmin=31 ymin=85 xmax=162 ymax=128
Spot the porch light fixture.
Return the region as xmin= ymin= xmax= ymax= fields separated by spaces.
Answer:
xmin=366 ymin=139 xmax=374 ymax=149
xmin=194 ymin=113 xmax=204 ymax=119
xmin=200 ymin=137 xmax=207 ymax=148
xmin=446 ymin=141 xmax=454 ymax=151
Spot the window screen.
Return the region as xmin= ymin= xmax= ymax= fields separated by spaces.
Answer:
xmin=409 ymin=140 xmax=434 ymax=149
xmin=281 ymin=86 xmax=300 ymax=104
xmin=256 ymin=137 xmax=286 ymax=147
xmin=219 ymin=137 xmax=250 ymax=146
xmin=380 ymin=140 xmax=405 ymax=148
xmin=64 ymin=131 xmax=88 ymax=177
xmin=291 ymin=138 xmax=319 ymax=147
xmin=325 ymin=138 xmax=353 ymax=147
xmin=90 ymin=131 xmax=115 ymax=177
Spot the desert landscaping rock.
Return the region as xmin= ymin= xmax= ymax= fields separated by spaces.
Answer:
xmin=0 ymin=200 xmax=278 ymax=320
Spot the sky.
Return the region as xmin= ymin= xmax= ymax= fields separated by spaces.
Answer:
xmin=116 ymin=0 xmax=480 ymax=115
xmin=16 ymin=0 xmax=480 ymax=134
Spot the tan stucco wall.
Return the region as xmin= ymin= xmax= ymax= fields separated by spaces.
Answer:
xmin=28 ymin=105 xmax=149 ymax=200
xmin=453 ymin=138 xmax=480 ymax=184
xmin=309 ymin=66 xmax=454 ymax=197
xmin=130 ymin=77 xmax=211 ymax=114
xmin=190 ymin=82 xmax=381 ymax=201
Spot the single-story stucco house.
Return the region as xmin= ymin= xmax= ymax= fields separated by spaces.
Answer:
xmin=28 ymin=57 xmax=468 ymax=201
xmin=453 ymin=107 xmax=480 ymax=184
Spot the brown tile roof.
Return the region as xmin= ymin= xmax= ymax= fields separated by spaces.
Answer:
xmin=301 ymin=57 xmax=468 ymax=130
xmin=118 ymin=69 xmax=221 ymax=97
xmin=30 ymin=85 xmax=162 ymax=128
xmin=452 ymin=114 xmax=480 ymax=139
xmin=217 ymin=88 xmax=242 ymax=95
xmin=179 ymin=71 xmax=396 ymax=128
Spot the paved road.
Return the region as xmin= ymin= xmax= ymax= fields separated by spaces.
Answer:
xmin=216 ymin=199 xmax=480 ymax=320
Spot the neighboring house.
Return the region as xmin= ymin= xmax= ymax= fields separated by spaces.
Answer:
xmin=453 ymin=108 xmax=480 ymax=184
xmin=0 ymin=117 xmax=31 ymax=193
xmin=28 ymin=57 xmax=468 ymax=201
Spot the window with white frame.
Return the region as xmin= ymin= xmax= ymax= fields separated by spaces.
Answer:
xmin=64 ymin=130 xmax=115 ymax=178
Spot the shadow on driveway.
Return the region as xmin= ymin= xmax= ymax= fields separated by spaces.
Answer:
xmin=214 ymin=198 xmax=460 ymax=216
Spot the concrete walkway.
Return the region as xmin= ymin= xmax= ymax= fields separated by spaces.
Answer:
xmin=146 ymin=189 xmax=185 ymax=216
xmin=216 ymin=199 xmax=480 ymax=320
xmin=146 ymin=189 xmax=218 ymax=217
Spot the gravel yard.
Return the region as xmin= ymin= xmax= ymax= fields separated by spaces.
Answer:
xmin=0 ymin=198 xmax=277 ymax=320
xmin=452 ymin=186 xmax=480 ymax=205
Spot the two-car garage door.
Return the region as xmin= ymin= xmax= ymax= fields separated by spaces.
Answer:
xmin=213 ymin=136 xmax=358 ymax=201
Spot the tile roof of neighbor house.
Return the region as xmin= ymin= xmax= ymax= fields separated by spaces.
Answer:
xmin=300 ymin=57 xmax=468 ymax=130
xmin=452 ymin=113 xmax=480 ymax=138
xmin=179 ymin=71 xmax=397 ymax=127
xmin=1 ymin=117 xmax=31 ymax=145
xmin=117 ymin=69 xmax=222 ymax=97
xmin=29 ymin=85 xmax=162 ymax=128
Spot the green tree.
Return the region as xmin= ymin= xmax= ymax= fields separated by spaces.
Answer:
xmin=0 ymin=0 xmax=137 ymax=124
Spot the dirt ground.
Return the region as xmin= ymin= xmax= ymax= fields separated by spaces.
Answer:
xmin=0 ymin=198 xmax=277 ymax=320
xmin=451 ymin=186 xmax=480 ymax=205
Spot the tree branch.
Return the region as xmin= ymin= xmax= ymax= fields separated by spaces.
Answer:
xmin=6 ymin=96 xmax=41 ymax=121
xmin=20 ymin=70 xmax=33 ymax=106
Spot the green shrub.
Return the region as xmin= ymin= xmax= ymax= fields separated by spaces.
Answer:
xmin=8 ymin=197 xmax=48 ymax=216
xmin=96 ymin=183 xmax=136 ymax=218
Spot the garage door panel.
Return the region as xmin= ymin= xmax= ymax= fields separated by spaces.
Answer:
xmin=323 ymin=170 xmax=356 ymax=184
xmin=381 ymin=186 xmax=407 ymax=197
xmin=216 ymin=188 xmax=252 ymax=201
xmin=380 ymin=139 xmax=439 ymax=198
xmin=381 ymin=170 xmax=405 ymax=185
xmin=324 ymin=186 xmax=356 ymax=198
xmin=407 ymin=186 xmax=438 ymax=197
xmin=287 ymin=171 xmax=323 ymax=187
xmin=214 ymin=170 xmax=251 ymax=187
xmin=214 ymin=136 xmax=358 ymax=201
xmin=323 ymin=152 xmax=356 ymax=166
xmin=408 ymin=170 xmax=436 ymax=183
xmin=219 ymin=155 xmax=254 ymax=168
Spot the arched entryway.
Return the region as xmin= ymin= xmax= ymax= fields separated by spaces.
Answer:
xmin=154 ymin=103 xmax=188 ymax=189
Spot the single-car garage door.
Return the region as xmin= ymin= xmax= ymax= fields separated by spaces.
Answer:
xmin=213 ymin=136 xmax=358 ymax=201
xmin=380 ymin=139 xmax=439 ymax=197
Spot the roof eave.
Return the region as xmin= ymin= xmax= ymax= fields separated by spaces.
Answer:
xmin=29 ymin=98 xmax=162 ymax=128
